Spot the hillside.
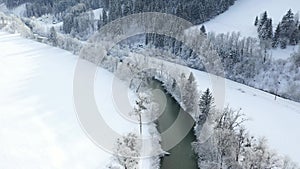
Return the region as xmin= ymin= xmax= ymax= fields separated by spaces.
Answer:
xmin=192 ymin=0 xmax=300 ymax=60
xmin=200 ymin=0 xmax=300 ymax=37
xmin=0 ymin=32 xmax=144 ymax=168
xmin=192 ymin=70 xmax=300 ymax=163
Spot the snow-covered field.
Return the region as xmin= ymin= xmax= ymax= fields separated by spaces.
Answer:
xmin=0 ymin=32 xmax=143 ymax=169
xmin=192 ymin=70 xmax=300 ymax=164
xmin=0 ymin=32 xmax=299 ymax=167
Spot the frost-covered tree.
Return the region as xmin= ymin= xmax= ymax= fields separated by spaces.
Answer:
xmin=257 ymin=11 xmax=273 ymax=42
xmin=272 ymin=24 xmax=281 ymax=48
xmin=181 ymin=72 xmax=199 ymax=118
xmin=48 ymin=26 xmax=58 ymax=46
xmin=115 ymin=132 xmax=141 ymax=169
xmin=258 ymin=11 xmax=268 ymax=33
xmin=292 ymin=45 xmax=300 ymax=67
xmin=132 ymin=93 xmax=148 ymax=135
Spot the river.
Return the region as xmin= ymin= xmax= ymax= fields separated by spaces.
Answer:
xmin=149 ymin=80 xmax=198 ymax=169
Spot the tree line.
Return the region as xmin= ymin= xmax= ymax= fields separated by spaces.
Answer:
xmin=255 ymin=9 xmax=300 ymax=49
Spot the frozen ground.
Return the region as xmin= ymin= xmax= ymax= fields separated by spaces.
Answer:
xmin=0 ymin=32 xmax=150 ymax=168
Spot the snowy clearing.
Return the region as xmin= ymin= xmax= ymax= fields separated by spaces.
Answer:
xmin=196 ymin=0 xmax=300 ymax=37
xmin=270 ymin=45 xmax=299 ymax=60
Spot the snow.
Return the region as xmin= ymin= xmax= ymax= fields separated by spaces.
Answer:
xmin=1 ymin=31 xmax=299 ymax=167
xmin=11 ymin=4 xmax=26 ymax=17
xmin=93 ymin=8 xmax=103 ymax=20
xmin=0 ymin=3 xmax=26 ymax=17
xmin=270 ymin=45 xmax=299 ymax=60
xmin=192 ymin=70 xmax=300 ymax=164
xmin=189 ymin=0 xmax=300 ymax=60
xmin=0 ymin=32 xmax=152 ymax=168
xmin=30 ymin=16 xmax=63 ymax=35
xmin=193 ymin=0 xmax=300 ymax=37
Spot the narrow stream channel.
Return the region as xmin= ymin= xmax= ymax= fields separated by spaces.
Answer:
xmin=149 ymin=80 xmax=198 ymax=169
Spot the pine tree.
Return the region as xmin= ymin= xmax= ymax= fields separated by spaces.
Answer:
xmin=266 ymin=18 xmax=273 ymax=39
xmin=198 ymin=88 xmax=213 ymax=125
xmin=200 ymin=25 xmax=207 ymax=35
xmin=290 ymin=29 xmax=299 ymax=45
xmin=280 ymin=37 xmax=287 ymax=49
xmin=272 ymin=24 xmax=280 ymax=48
xmin=102 ymin=9 xmax=108 ymax=25
xmin=280 ymin=9 xmax=296 ymax=45
xmin=254 ymin=16 xmax=259 ymax=26
xmin=258 ymin=11 xmax=268 ymax=32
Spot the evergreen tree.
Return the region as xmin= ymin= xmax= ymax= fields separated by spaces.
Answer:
xmin=258 ymin=11 xmax=268 ymax=32
xmin=272 ymin=24 xmax=281 ymax=48
xmin=290 ymin=29 xmax=299 ymax=45
xmin=266 ymin=18 xmax=273 ymax=39
xmin=258 ymin=15 xmax=272 ymax=41
xmin=198 ymin=88 xmax=213 ymax=125
xmin=200 ymin=25 xmax=207 ymax=35
xmin=102 ymin=9 xmax=108 ymax=25
xmin=280 ymin=37 xmax=287 ymax=49
xmin=280 ymin=9 xmax=296 ymax=45
xmin=254 ymin=16 xmax=259 ymax=26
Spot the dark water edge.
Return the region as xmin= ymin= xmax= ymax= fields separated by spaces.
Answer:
xmin=149 ymin=80 xmax=198 ymax=169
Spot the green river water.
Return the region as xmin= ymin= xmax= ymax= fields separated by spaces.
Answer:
xmin=150 ymin=80 xmax=198 ymax=169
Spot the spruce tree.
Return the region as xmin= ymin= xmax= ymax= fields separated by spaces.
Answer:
xmin=258 ymin=11 xmax=268 ymax=32
xmin=266 ymin=18 xmax=273 ymax=39
xmin=254 ymin=16 xmax=259 ymax=26
xmin=200 ymin=25 xmax=207 ymax=35
xmin=102 ymin=9 xmax=108 ymax=25
xmin=272 ymin=24 xmax=281 ymax=48
xmin=280 ymin=38 xmax=287 ymax=49
xmin=280 ymin=9 xmax=296 ymax=45
xmin=290 ymin=29 xmax=299 ymax=45
xmin=198 ymin=88 xmax=213 ymax=124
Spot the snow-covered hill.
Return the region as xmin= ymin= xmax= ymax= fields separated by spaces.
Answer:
xmin=0 ymin=32 xmax=299 ymax=167
xmin=191 ymin=0 xmax=300 ymax=60
xmin=0 ymin=32 xmax=142 ymax=169
xmin=199 ymin=0 xmax=300 ymax=37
